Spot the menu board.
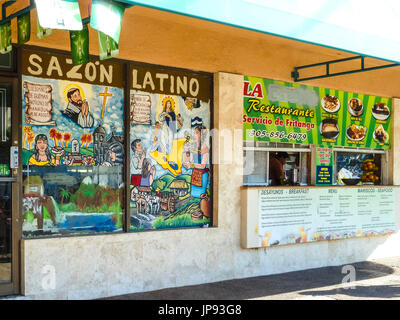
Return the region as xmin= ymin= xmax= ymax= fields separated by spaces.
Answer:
xmin=316 ymin=147 xmax=333 ymax=185
xmin=257 ymin=187 xmax=395 ymax=247
xmin=244 ymin=77 xmax=391 ymax=150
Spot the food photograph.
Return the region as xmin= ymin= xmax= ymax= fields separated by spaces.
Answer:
xmin=321 ymin=94 xmax=340 ymax=113
xmin=373 ymin=125 xmax=389 ymax=144
xmin=347 ymin=97 xmax=363 ymax=116
xmin=371 ymin=102 xmax=390 ymax=121
xmin=320 ymin=118 xmax=340 ymax=139
xmin=346 ymin=124 xmax=366 ymax=141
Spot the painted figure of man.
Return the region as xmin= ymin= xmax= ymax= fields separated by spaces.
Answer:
xmin=189 ymin=125 xmax=210 ymax=198
xmin=64 ymin=87 xmax=94 ymax=128
xmin=130 ymin=139 xmax=145 ymax=185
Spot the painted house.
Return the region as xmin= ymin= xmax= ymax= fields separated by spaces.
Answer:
xmin=169 ymin=179 xmax=189 ymax=197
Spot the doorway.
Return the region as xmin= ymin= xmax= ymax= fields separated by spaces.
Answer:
xmin=0 ymin=77 xmax=20 ymax=296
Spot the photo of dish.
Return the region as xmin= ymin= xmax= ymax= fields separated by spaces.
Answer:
xmin=373 ymin=125 xmax=389 ymax=144
xmin=321 ymin=94 xmax=340 ymax=113
xmin=320 ymin=118 xmax=340 ymax=139
xmin=371 ymin=102 xmax=390 ymax=121
xmin=346 ymin=124 xmax=366 ymax=141
xmin=348 ymin=98 xmax=363 ymax=116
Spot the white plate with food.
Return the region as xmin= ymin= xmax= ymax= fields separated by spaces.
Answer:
xmin=373 ymin=125 xmax=389 ymax=144
xmin=320 ymin=118 xmax=340 ymax=139
xmin=346 ymin=124 xmax=366 ymax=141
xmin=51 ymin=146 xmax=65 ymax=156
xmin=321 ymin=95 xmax=340 ymax=113
xmin=371 ymin=102 xmax=390 ymax=121
xmin=347 ymin=97 xmax=363 ymax=116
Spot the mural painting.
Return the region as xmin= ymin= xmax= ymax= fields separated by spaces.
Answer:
xmin=129 ymin=64 xmax=213 ymax=230
xmin=21 ymin=49 xmax=124 ymax=237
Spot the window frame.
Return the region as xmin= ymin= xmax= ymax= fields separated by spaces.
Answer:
xmin=18 ymin=44 xmax=215 ymax=238
xmin=333 ymin=147 xmax=389 ymax=186
xmin=243 ymin=141 xmax=312 ymax=186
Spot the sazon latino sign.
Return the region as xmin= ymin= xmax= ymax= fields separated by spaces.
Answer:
xmin=243 ymin=76 xmax=391 ymax=150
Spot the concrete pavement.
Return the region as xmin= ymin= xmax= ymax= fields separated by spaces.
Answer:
xmin=1 ymin=256 xmax=399 ymax=300
xmin=103 ymin=256 xmax=400 ymax=300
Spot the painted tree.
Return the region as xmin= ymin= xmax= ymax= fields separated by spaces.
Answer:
xmin=49 ymin=128 xmax=57 ymax=146
xmin=63 ymin=132 xmax=72 ymax=148
xmin=23 ymin=126 xmax=31 ymax=149
xmin=59 ymin=188 xmax=71 ymax=208
xmin=27 ymin=131 xmax=35 ymax=150
xmin=80 ymin=133 xmax=87 ymax=148
xmin=85 ymin=133 xmax=92 ymax=148
xmin=56 ymin=131 xmax=63 ymax=147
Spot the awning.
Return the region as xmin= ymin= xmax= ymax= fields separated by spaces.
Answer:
xmin=120 ymin=0 xmax=400 ymax=63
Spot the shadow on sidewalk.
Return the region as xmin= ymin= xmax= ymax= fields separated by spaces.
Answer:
xmin=299 ymin=284 xmax=400 ymax=299
xmin=103 ymin=260 xmax=396 ymax=300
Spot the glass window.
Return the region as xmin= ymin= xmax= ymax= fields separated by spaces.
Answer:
xmin=21 ymin=76 xmax=125 ymax=238
xmin=243 ymin=150 xmax=268 ymax=185
xmin=129 ymin=66 xmax=213 ymax=231
xmin=243 ymin=143 xmax=311 ymax=186
xmin=335 ymin=151 xmax=384 ymax=185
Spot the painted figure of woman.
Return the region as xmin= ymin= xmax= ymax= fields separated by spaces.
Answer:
xmin=163 ymin=100 xmax=176 ymax=133
xmin=159 ymin=97 xmax=177 ymax=154
xmin=140 ymin=158 xmax=156 ymax=187
xmin=108 ymin=143 xmax=124 ymax=166
xmin=28 ymin=134 xmax=55 ymax=166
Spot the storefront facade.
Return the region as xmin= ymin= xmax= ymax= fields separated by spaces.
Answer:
xmin=0 ymin=2 xmax=400 ymax=299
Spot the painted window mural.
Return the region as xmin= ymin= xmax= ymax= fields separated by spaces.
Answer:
xmin=21 ymin=49 xmax=124 ymax=237
xmin=129 ymin=64 xmax=213 ymax=230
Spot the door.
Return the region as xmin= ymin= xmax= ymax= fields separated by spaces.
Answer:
xmin=0 ymin=78 xmax=20 ymax=296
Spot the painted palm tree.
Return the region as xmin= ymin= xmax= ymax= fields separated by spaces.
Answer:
xmin=60 ymin=188 xmax=71 ymax=209
xmin=49 ymin=128 xmax=57 ymax=146
xmin=56 ymin=131 xmax=63 ymax=147
xmin=63 ymin=132 xmax=72 ymax=148
xmin=85 ymin=133 xmax=92 ymax=149
xmin=80 ymin=133 xmax=87 ymax=148
xmin=27 ymin=131 xmax=35 ymax=150
xmin=23 ymin=126 xmax=31 ymax=149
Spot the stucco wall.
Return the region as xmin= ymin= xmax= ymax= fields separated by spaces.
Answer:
xmin=21 ymin=73 xmax=400 ymax=300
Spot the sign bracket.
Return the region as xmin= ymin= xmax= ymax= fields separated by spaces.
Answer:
xmin=0 ymin=0 xmax=35 ymax=25
xmin=291 ymin=55 xmax=400 ymax=82
xmin=0 ymin=1 xmax=134 ymax=26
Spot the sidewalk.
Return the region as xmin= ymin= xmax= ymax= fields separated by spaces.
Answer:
xmin=103 ymin=256 xmax=400 ymax=300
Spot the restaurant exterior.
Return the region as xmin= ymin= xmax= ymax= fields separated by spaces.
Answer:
xmin=0 ymin=1 xmax=400 ymax=299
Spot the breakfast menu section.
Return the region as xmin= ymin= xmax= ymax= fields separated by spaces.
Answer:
xmin=243 ymin=77 xmax=391 ymax=150
xmin=258 ymin=189 xmax=315 ymax=246
xmin=257 ymin=187 xmax=395 ymax=247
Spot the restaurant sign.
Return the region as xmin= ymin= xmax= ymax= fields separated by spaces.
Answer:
xmin=243 ymin=77 xmax=392 ymax=150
